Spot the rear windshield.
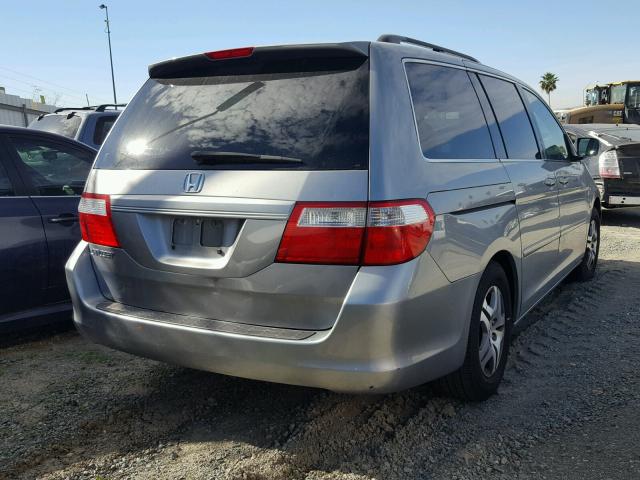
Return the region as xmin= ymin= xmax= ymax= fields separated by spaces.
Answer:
xmin=30 ymin=114 xmax=81 ymax=138
xmin=95 ymin=59 xmax=369 ymax=170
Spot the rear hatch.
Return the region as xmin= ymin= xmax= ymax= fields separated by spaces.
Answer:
xmin=85 ymin=43 xmax=370 ymax=331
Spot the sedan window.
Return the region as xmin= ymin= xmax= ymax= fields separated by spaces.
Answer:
xmin=9 ymin=137 xmax=94 ymax=196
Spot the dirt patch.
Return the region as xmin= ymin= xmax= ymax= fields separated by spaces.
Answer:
xmin=2 ymin=208 xmax=640 ymax=480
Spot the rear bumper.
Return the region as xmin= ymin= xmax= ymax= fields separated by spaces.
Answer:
xmin=608 ymin=195 xmax=640 ymax=206
xmin=600 ymin=179 xmax=640 ymax=206
xmin=66 ymin=241 xmax=478 ymax=393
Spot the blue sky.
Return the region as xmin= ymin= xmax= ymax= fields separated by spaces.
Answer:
xmin=1 ymin=0 xmax=637 ymax=109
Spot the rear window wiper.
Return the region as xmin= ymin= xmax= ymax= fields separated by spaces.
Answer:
xmin=191 ymin=151 xmax=304 ymax=165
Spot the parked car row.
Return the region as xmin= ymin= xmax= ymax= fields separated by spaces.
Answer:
xmin=3 ymin=35 xmax=639 ymax=401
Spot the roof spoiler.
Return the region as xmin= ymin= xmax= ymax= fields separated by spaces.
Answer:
xmin=148 ymin=43 xmax=369 ymax=79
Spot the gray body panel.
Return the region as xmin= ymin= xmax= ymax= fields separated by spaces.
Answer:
xmin=66 ymin=40 xmax=598 ymax=392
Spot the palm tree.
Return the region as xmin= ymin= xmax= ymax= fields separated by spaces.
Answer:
xmin=539 ymin=73 xmax=559 ymax=106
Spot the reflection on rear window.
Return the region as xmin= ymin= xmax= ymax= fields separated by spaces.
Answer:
xmin=95 ymin=60 xmax=369 ymax=170
xmin=30 ymin=114 xmax=81 ymax=139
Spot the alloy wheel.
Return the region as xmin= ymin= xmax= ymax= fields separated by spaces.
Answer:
xmin=586 ymin=218 xmax=598 ymax=270
xmin=478 ymin=285 xmax=506 ymax=377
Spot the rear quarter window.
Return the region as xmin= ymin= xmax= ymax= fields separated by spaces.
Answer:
xmin=405 ymin=62 xmax=496 ymax=160
xmin=93 ymin=115 xmax=118 ymax=145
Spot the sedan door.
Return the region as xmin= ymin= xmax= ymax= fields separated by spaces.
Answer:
xmin=0 ymin=137 xmax=48 ymax=321
xmin=6 ymin=134 xmax=95 ymax=304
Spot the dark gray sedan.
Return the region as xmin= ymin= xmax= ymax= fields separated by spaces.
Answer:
xmin=565 ymin=124 xmax=640 ymax=207
xmin=0 ymin=126 xmax=95 ymax=331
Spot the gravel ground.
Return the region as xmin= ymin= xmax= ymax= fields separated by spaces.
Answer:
xmin=2 ymin=207 xmax=640 ymax=480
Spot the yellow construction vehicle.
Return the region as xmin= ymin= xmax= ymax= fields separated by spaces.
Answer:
xmin=561 ymin=81 xmax=640 ymax=125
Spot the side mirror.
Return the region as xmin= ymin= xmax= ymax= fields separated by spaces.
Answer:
xmin=577 ymin=138 xmax=599 ymax=157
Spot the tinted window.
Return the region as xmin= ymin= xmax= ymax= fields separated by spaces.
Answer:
xmin=95 ymin=60 xmax=369 ymax=170
xmin=522 ymin=90 xmax=568 ymax=160
xmin=29 ymin=114 xmax=82 ymax=138
xmin=9 ymin=137 xmax=94 ymax=196
xmin=405 ymin=63 xmax=495 ymax=159
xmin=93 ymin=115 xmax=117 ymax=145
xmin=480 ymin=76 xmax=540 ymax=159
xmin=0 ymin=162 xmax=13 ymax=196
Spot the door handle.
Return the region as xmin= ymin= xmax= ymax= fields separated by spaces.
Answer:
xmin=558 ymin=176 xmax=569 ymax=185
xmin=544 ymin=177 xmax=556 ymax=187
xmin=49 ymin=214 xmax=78 ymax=224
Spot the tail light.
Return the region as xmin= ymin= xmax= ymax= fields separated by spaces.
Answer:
xmin=599 ymin=150 xmax=621 ymax=179
xmin=276 ymin=200 xmax=435 ymax=266
xmin=363 ymin=200 xmax=434 ymax=265
xmin=204 ymin=47 xmax=254 ymax=60
xmin=78 ymin=193 xmax=120 ymax=247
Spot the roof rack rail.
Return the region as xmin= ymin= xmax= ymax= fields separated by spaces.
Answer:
xmin=54 ymin=106 xmax=96 ymax=113
xmin=377 ymin=34 xmax=479 ymax=63
xmin=95 ymin=103 xmax=127 ymax=112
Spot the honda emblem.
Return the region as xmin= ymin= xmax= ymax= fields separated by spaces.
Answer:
xmin=183 ymin=172 xmax=204 ymax=193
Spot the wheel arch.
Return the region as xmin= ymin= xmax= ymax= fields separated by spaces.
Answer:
xmin=593 ymin=196 xmax=601 ymax=215
xmin=488 ymin=250 xmax=519 ymax=321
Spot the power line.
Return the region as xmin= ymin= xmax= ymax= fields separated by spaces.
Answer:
xmin=0 ymin=73 xmax=112 ymax=105
xmin=0 ymin=73 xmax=87 ymax=103
xmin=0 ymin=66 xmax=94 ymax=99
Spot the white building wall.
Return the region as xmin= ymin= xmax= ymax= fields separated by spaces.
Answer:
xmin=0 ymin=90 xmax=57 ymax=127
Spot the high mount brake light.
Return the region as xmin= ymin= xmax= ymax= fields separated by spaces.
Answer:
xmin=599 ymin=150 xmax=621 ymax=179
xmin=78 ymin=193 xmax=120 ymax=247
xmin=276 ymin=200 xmax=435 ymax=266
xmin=204 ymin=47 xmax=255 ymax=60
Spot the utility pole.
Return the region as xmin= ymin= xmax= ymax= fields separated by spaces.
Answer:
xmin=99 ymin=4 xmax=117 ymax=106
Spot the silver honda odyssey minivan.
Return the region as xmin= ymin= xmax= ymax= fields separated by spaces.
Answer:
xmin=66 ymin=35 xmax=600 ymax=400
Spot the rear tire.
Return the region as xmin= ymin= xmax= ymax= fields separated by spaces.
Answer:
xmin=437 ymin=262 xmax=512 ymax=401
xmin=571 ymin=208 xmax=600 ymax=282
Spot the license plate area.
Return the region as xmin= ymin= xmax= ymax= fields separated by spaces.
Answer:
xmin=171 ymin=217 xmax=243 ymax=250
xmin=171 ymin=217 xmax=199 ymax=246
